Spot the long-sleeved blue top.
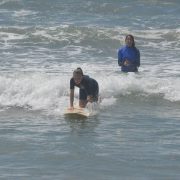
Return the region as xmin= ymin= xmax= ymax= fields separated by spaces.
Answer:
xmin=118 ymin=45 xmax=140 ymax=72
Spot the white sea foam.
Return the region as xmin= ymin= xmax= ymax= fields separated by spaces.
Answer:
xmin=0 ymin=61 xmax=180 ymax=115
xmin=0 ymin=73 xmax=69 ymax=111
xmin=0 ymin=0 xmax=20 ymax=6
xmin=13 ymin=10 xmax=37 ymax=17
xmin=1 ymin=25 xmax=179 ymax=57
xmin=0 ymin=25 xmax=180 ymax=114
xmin=0 ymin=31 xmax=26 ymax=46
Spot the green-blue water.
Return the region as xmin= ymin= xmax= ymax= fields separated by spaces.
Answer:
xmin=0 ymin=0 xmax=180 ymax=179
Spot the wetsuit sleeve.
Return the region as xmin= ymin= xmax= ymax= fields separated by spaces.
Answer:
xmin=118 ymin=48 xmax=123 ymax=66
xmin=81 ymin=76 xmax=93 ymax=96
xmin=85 ymin=78 xmax=98 ymax=96
xmin=86 ymin=83 xmax=93 ymax=96
xmin=70 ymin=78 xmax=75 ymax=89
xmin=136 ymin=49 xmax=140 ymax=67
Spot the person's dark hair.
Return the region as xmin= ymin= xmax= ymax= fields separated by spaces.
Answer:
xmin=125 ymin=34 xmax=135 ymax=47
xmin=73 ymin=67 xmax=83 ymax=76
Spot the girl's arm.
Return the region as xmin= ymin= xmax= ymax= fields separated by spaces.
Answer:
xmin=69 ymin=89 xmax=74 ymax=109
xmin=118 ymin=49 xmax=123 ymax=66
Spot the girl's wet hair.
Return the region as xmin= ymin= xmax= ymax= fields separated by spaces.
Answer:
xmin=125 ymin=34 xmax=135 ymax=47
xmin=73 ymin=67 xmax=83 ymax=76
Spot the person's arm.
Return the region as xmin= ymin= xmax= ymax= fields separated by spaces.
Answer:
xmin=118 ymin=49 xmax=123 ymax=66
xmin=135 ymin=49 xmax=140 ymax=67
xmin=69 ymin=78 xmax=75 ymax=109
xmin=86 ymin=78 xmax=99 ymax=103
xmin=69 ymin=89 xmax=74 ymax=109
xmin=82 ymin=77 xmax=93 ymax=102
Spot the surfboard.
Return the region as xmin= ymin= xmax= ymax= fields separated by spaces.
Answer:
xmin=64 ymin=107 xmax=90 ymax=118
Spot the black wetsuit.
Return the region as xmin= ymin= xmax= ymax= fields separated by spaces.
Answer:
xmin=70 ymin=75 xmax=99 ymax=101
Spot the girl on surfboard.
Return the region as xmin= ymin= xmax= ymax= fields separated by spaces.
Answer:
xmin=69 ymin=67 xmax=99 ymax=109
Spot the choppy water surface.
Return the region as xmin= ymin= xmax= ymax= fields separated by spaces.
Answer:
xmin=0 ymin=0 xmax=180 ymax=179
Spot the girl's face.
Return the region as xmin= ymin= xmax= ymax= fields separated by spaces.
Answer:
xmin=125 ymin=36 xmax=133 ymax=47
xmin=73 ymin=74 xmax=82 ymax=85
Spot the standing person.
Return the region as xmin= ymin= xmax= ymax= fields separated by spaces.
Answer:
xmin=118 ymin=34 xmax=140 ymax=72
xmin=69 ymin=67 xmax=99 ymax=109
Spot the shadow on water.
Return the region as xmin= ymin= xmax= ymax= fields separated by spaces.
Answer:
xmin=64 ymin=113 xmax=100 ymax=134
xmin=64 ymin=114 xmax=88 ymax=120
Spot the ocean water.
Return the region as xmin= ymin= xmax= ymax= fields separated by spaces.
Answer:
xmin=0 ymin=0 xmax=180 ymax=179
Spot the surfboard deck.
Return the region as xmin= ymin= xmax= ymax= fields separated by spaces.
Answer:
xmin=64 ymin=107 xmax=90 ymax=118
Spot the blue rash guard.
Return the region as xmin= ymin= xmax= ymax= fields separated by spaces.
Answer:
xmin=70 ymin=75 xmax=99 ymax=101
xmin=118 ymin=45 xmax=140 ymax=72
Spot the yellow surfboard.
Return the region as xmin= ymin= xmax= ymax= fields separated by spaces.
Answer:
xmin=64 ymin=107 xmax=90 ymax=118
